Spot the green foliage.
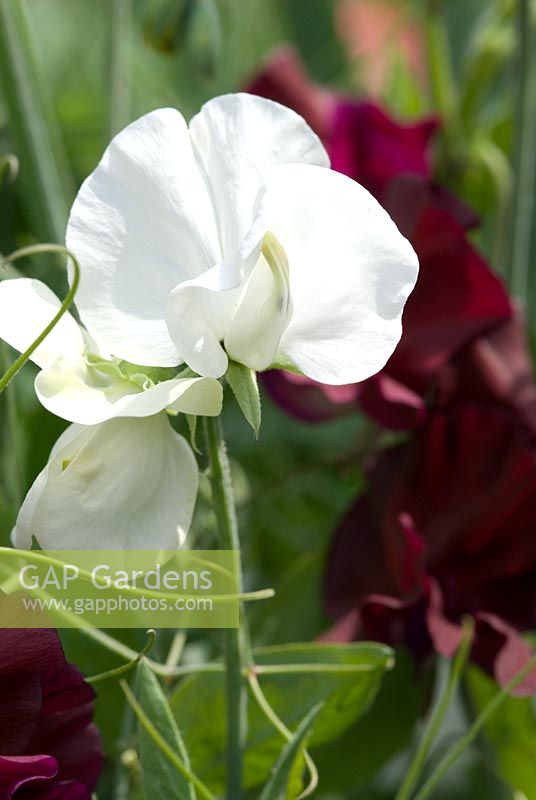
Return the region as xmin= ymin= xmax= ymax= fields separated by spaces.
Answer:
xmin=170 ymin=642 xmax=393 ymax=793
xmin=258 ymin=703 xmax=323 ymax=800
xmin=313 ymin=649 xmax=423 ymax=795
xmin=465 ymin=665 xmax=536 ymax=799
xmin=226 ymin=361 xmax=262 ymax=437
xmin=137 ymin=659 xmax=196 ymax=800
xmin=280 ymin=0 xmax=347 ymax=83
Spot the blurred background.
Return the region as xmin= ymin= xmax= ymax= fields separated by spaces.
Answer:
xmin=1 ymin=1 xmax=535 ymax=798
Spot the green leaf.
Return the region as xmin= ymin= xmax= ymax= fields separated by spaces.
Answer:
xmin=465 ymin=664 xmax=536 ymax=798
xmin=226 ymin=361 xmax=261 ymax=436
xmin=170 ymin=642 xmax=393 ymax=793
xmin=137 ymin=659 xmax=196 ymax=800
xmin=258 ymin=703 xmax=323 ymax=800
xmin=313 ymin=649 xmax=424 ymax=795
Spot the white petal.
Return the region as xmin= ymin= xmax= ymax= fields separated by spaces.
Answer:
xmin=166 ymin=265 xmax=236 ymax=379
xmin=165 ymin=223 xmax=265 ymax=377
xmin=66 ymin=108 xmax=221 ymax=367
xmin=0 ymin=279 xmax=84 ymax=369
xmin=257 ymin=164 xmax=419 ymax=384
xmin=13 ymin=415 xmax=198 ymax=550
xmin=224 ymin=232 xmax=293 ymax=371
xmin=189 ymin=93 xmax=329 ymax=256
xmin=35 ymin=363 xmax=223 ymax=425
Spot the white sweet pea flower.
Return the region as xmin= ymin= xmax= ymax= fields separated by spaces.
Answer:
xmin=0 ymin=278 xmax=223 ymax=425
xmin=67 ymin=93 xmax=419 ymax=385
xmin=12 ymin=415 xmax=197 ymax=550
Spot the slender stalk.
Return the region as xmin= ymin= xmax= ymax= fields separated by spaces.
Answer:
xmin=414 ymin=653 xmax=536 ymax=800
xmin=0 ymin=341 xmax=24 ymax=508
xmin=395 ymin=619 xmax=474 ymax=800
xmin=0 ymin=0 xmax=74 ymax=242
xmin=0 ymin=244 xmax=80 ymax=395
xmin=508 ymin=0 xmax=536 ymax=303
xmin=204 ymin=416 xmax=248 ymax=799
xmin=86 ymin=630 xmax=157 ymax=685
xmin=248 ymin=670 xmax=318 ymax=798
xmin=109 ymin=0 xmax=131 ymax=136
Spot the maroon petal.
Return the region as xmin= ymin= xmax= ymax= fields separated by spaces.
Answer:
xmin=385 ymin=194 xmax=512 ymax=393
xmin=0 ymin=627 xmax=64 ymax=677
xmin=0 ymin=622 xmax=66 ymax=756
xmin=437 ymin=308 xmax=536 ymax=439
xmin=360 ymin=592 xmax=432 ymax=660
xmin=0 ymin=674 xmax=41 ymax=756
xmin=473 ymin=613 xmax=536 ymax=697
xmin=262 ymin=370 xmax=360 ymax=423
xmin=25 ymin=664 xmax=103 ymax=792
xmin=325 ymin=495 xmax=396 ymax=619
xmin=319 ymin=608 xmax=362 ymax=643
xmin=330 ymin=102 xmax=437 ymax=198
xmin=358 ymin=374 xmax=426 ymax=430
xmin=24 ymin=782 xmax=92 ymax=799
xmin=377 ymin=406 xmax=536 ymax=593
xmin=425 ymin=578 xmax=463 ymax=658
xmin=0 ymin=755 xmax=58 ymax=799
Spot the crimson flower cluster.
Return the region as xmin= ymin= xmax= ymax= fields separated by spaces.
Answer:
xmin=250 ymin=48 xmax=536 ymax=692
xmin=0 ymin=616 xmax=103 ymax=799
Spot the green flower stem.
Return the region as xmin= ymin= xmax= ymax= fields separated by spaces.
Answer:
xmin=0 ymin=244 xmax=80 ymax=395
xmin=395 ymin=618 xmax=474 ymax=800
xmin=414 ymin=652 xmax=536 ymax=800
xmin=508 ymin=0 xmax=536 ymax=304
xmin=204 ymin=415 xmax=248 ymax=799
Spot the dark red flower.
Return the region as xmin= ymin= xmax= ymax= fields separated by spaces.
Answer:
xmin=250 ymin=50 xmax=513 ymax=429
xmin=324 ymin=405 xmax=536 ymax=694
xmin=436 ymin=307 xmax=536 ymax=441
xmin=249 ymin=46 xmax=437 ymax=199
xmin=330 ymin=103 xmax=437 ymax=201
xmin=0 ymin=617 xmax=103 ymax=799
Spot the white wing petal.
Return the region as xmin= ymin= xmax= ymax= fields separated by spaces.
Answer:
xmin=13 ymin=415 xmax=198 ymax=550
xmin=0 ymin=279 xmax=84 ymax=369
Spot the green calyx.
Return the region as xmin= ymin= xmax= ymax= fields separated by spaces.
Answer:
xmin=85 ymin=352 xmax=186 ymax=392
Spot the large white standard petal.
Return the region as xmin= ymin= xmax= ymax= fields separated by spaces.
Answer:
xmin=190 ymin=93 xmax=329 ymax=255
xmin=256 ymin=164 xmax=419 ymax=384
xmin=66 ymin=108 xmax=221 ymax=367
xmin=35 ymin=369 xmax=224 ymax=425
xmin=12 ymin=415 xmax=199 ymax=550
xmin=0 ymin=278 xmax=84 ymax=369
